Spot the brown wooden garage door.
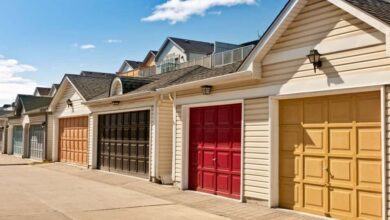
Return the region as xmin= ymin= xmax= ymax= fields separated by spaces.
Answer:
xmin=59 ymin=117 xmax=88 ymax=165
xmin=279 ymin=91 xmax=382 ymax=219
xmin=98 ymin=110 xmax=149 ymax=177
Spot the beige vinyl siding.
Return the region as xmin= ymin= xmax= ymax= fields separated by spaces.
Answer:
xmin=54 ymin=81 xmax=90 ymax=117
xmin=174 ymin=105 xmax=182 ymax=183
xmin=46 ymin=114 xmax=53 ymax=161
xmin=157 ymin=99 xmax=173 ymax=178
xmin=243 ymin=98 xmax=270 ymax=200
xmin=261 ymin=0 xmax=388 ymax=86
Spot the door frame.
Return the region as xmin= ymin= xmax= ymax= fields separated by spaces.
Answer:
xmin=268 ymin=85 xmax=386 ymax=219
xmin=180 ymin=99 xmax=245 ymax=202
xmin=92 ymin=106 xmax=153 ymax=180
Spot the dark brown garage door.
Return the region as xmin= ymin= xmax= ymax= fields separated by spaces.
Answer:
xmin=59 ymin=117 xmax=88 ymax=165
xmin=98 ymin=110 xmax=150 ymax=177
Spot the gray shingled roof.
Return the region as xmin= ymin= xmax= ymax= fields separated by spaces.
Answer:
xmin=0 ymin=108 xmax=12 ymax=117
xmin=131 ymin=65 xmax=202 ymax=93
xmin=18 ymin=95 xmax=53 ymax=112
xmin=125 ymin=60 xmax=142 ymax=69
xmin=66 ymin=74 xmax=115 ymax=101
xmin=36 ymin=87 xmax=51 ymax=96
xmin=344 ymin=0 xmax=390 ymax=25
xmin=169 ymin=37 xmax=214 ymax=55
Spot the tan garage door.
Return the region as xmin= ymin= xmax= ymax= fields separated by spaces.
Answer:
xmin=59 ymin=117 xmax=88 ymax=165
xmin=279 ymin=91 xmax=382 ymax=220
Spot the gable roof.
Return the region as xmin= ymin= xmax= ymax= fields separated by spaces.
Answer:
xmin=344 ymin=0 xmax=390 ymax=25
xmin=125 ymin=60 xmax=142 ymax=69
xmin=34 ymin=87 xmax=51 ymax=96
xmin=16 ymin=95 xmax=53 ymax=113
xmin=142 ymin=50 xmax=158 ymax=64
xmin=66 ymin=74 xmax=115 ymax=101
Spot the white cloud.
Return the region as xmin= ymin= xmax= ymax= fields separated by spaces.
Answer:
xmin=0 ymin=56 xmax=38 ymax=104
xmin=80 ymin=44 xmax=96 ymax=50
xmin=105 ymin=39 xmax=122 ymax=44
xmin=142 ymin=0 xmax=256 ymax=24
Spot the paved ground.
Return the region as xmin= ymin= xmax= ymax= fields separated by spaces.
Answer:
xmin=0 ymin=154 xmax=322 ymax=220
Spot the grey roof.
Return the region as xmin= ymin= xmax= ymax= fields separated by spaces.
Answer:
xmin=17 ymin=95 xmax=53 ymax=112
xmin=131 ymin=65 xmax=202 ymax=93
xmin=53 ymin=84 xmax=60 ymax=89
xmin=80 ymin=71 xmax=115 ymax=78
xmin=117 ymin=77 xmax=155 ymax=94
xmin=125 ymin=60 xmax=142 ymax=69
xmin=35 ymin=87 xmax=51 ymax=96
xmin=66 ymin=74 xmax=116 ymax=101
xmin=169 ymin=37 xmax=214 ymax=55
xmin=344 ymin=0 xmax=390 ymax=25
xmin=0 ymin=108 xmax=12 ymax=117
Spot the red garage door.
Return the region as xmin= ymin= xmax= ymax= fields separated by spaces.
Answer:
xmin=189 ymin=103 xmax=241 ymax=199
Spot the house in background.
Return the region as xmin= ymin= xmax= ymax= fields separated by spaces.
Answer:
xmin=48 ymin=84 xmax=60 ymax=97
xmin=155 ymin=37 xmax=214 ymax=74
xmin=33 ymin=87 xmax=52 ymax=97
xmin=117 ymin=50 xmax=158 ymax=77
xmin=47 ymin=71 xmax=115 ymax=167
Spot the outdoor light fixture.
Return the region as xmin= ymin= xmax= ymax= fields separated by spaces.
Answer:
xmin=201 ymin=85 xmax=213 ymax=95
xmin=66 ymin=99 xmax=73 ymax=108
xmin=112 ymin=101 xmax=120 ymax=105
xmin=41 ymin=122 xmax=47 ymax=128
xmin=5 ymin=125 xmax=9 ymax=129
xmin=307 ymin=49 xmax=322 ymax=73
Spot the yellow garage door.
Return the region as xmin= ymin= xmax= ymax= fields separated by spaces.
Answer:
xmin=279 ymin=91 xmax=382 ymax=219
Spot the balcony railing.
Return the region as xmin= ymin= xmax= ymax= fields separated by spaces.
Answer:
xmin=158 ymin=45 xmax=254 ymax=74
xmin=139 ymin=66 xmax=156 ymax=77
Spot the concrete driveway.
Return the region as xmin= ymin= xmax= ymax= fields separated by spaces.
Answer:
xmin=0 ymin=155 xmax=320 ymax=220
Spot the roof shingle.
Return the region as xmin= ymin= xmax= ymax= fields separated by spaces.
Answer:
xmin=344 ymin=0 xmax=390 ymax=25
xmin=66 ymin=74 xmax=115 ymax=101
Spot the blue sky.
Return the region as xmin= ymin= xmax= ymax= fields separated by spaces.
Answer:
xmin=0 ymin=0 xmax=287 ymax=104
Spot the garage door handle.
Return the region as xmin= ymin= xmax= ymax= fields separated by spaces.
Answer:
xmin=212 ymin=158 xmax=216 ymax=162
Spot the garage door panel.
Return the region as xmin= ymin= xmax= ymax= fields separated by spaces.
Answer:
xmin=356 ymin=93 xmax=381 ymax=123
xmin=303 ymin=99 xmax=327 ymax=124
xmin=358 ymin=191 xmax=382 ymax=220
xmin=189 ymin=104 xmax=241 ymax=199
xmin=304 ymin=156 xmax=325 ymax=182
xmin=328 ymin=96 xmax=353 ymax=123
xmin=357 ymin=128 xmax=381 ymax=156
xmin=303 ymin=184 xmax=326 ymax=212
xmin=279 ymin=92 xmax=382 ymax=219
xmin=329 ymin=188 xmax=354 ymax=218
xmin=13 ymin=126 xmax=23 ymax=155
xmin=357 ymin=159 xmax=382 ymax=188
xmin=304 ymin=129 xmax=325 ymax=153
xmin=329 ymin=128 xmax=353 ymax=154
xmin=29 ymin=125 xmax=44 ymax=160
xmin=98 ymin=110 xmax=150 ymax=177
xmin=59 ymin=117 xmax=88 ymax=165
xmin=280 ymin=126 xmax=302 ymax=153
xmin=329 ymin=158 xmax=353 ymax=185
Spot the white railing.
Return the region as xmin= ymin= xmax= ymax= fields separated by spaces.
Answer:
xmin=148 ymin=45 xmax=255 ymax=75
xmin=158 ymin=45 xmax=254 ymax=74
xmin=139 ymin=66 xmax=156 ymax=77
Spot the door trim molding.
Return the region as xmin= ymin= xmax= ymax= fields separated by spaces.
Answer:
xmin=381 ymin=86 xmax=387 ymax=220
